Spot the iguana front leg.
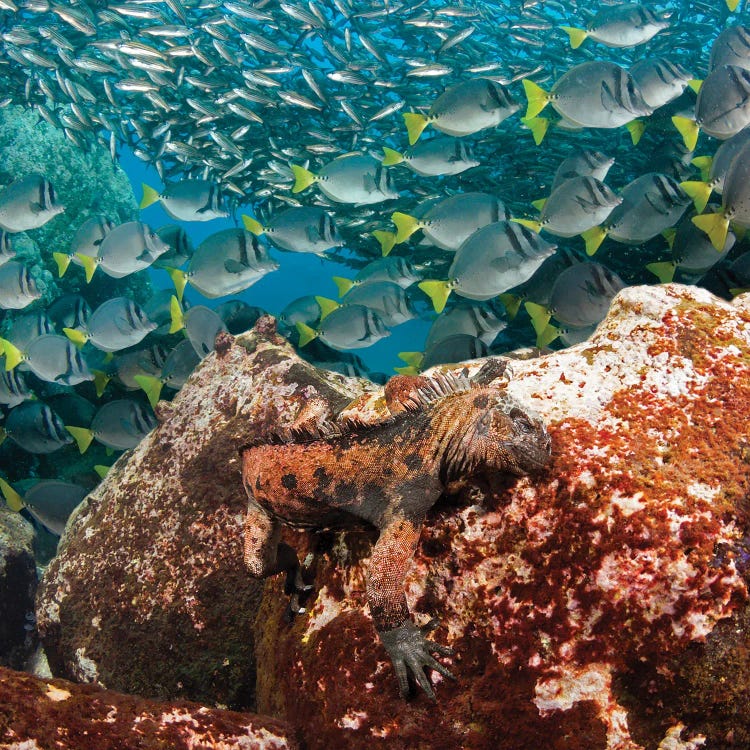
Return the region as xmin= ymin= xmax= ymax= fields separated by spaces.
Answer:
xmin=243 ymin=500 xmax=312 ymax=618
xmin=367 ymin=513 xmax=456 ymax=700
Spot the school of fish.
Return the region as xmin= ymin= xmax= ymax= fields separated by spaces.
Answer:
xmin=0 ymin=0 xmax=748 ymax=537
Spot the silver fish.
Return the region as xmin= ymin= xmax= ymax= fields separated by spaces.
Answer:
xmin=140 ymin=179 xmax=228 ymax=222
xmin=242 ymin=206 xmax=343 ymax=255
xmin=0 ymin=231 xmax=15 ymax=266
xmin=419 ymin=221 xmax=557 ymax=312
xmin=709 ymin=26 xmax=750 ymax=72
xmin=629 ymin=58 xmax=692 ymax=109
xmin=3 ymin=401 xmax=72 ymax=453
xmin=382 ymin=137 xmax=479 ymax=177
xmin=391 ymin=192 xmax=507 ymax=251
xmin=561 ymin=5 xmax=670 ymax=49
xmin=340 ymin=281 xmax=418 ymax=327
xmin=516 ymin=176 xmax=621 ymax=238
xmin=66 ymin=297 xmax=156 ymax=352
xmin=0 ymin=262 xmax=40 ymax=310
xmin=0 ymin=366 xmax=32 ymax=407
xmin=173 ymin=229 xmax=279 ymax=299
xmin=424 ymin=299 xmax=507 ymax=351
xmin=550 ymin=149 xmax=615 ymax=192
xmin=524 ymin=61 xmax=652 ymax=129
xmin=152 ymin=224 xmax=194 ymax=269
xmin=68 ymin=399 xmax=157 ymax=452
xmin=3 ymin=333 xmax=92 ymax=385
xmin=0 ymin=173 xmax=64 ymax=232
xmin=46 ymin=293 xmax=91 ymax=332
xmin=297 ymin=302 xmax=389 ymax=351
xmin=403 ymin=78 xmax=519 ymax=144
xmin=0 ymin=479 xmax=87 ymax=535
xmin=170 ymin=298 xmax=228 ymax=358
xmin=292 ymin=153 xmax=398 ymax=205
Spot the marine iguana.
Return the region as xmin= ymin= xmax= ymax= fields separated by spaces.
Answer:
xmin=240 ymin=359 xmax=551 ymax=699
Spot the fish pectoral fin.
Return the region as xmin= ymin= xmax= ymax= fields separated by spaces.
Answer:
xmin=224 ymin=259 xmax=250 ymax=274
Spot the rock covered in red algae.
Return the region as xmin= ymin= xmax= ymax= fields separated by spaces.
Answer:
xmin=0 ymin=665 xmax=298 ymax=749
xmin=35 ymin=322 xmax=379 ymax=708
xmin=250 ymin=284 xmax=750 ymax=750
xmin=0 ymin=507 xmax=37 ymax=669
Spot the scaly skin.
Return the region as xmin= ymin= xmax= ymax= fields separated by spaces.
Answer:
xmin=241 ymin=359 xmax=552 ymax=699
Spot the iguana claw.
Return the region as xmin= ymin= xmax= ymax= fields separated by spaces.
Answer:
xmin=378 ymin=620 xmax=455 ymax=700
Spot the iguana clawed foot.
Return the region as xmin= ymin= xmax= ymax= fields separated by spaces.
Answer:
xmin=282 ymin=564 xmax=314 ymax=623
xmin=378 ymin=619 xmax=455 ymax=700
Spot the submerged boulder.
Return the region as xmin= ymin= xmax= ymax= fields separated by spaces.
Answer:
xmin=36 ymin=284 xmax=750 ymax=749
xmin=0 ymin=665 xmax=298 ymax=749
xmin=0 ymin=506 xmax=37 ymax=669
xmin=248 ymin=284 xmax=749 ymax=750
xmin=35 ymin=321 xmax=379 ymax=708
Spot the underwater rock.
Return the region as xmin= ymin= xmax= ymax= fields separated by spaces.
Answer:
xmin=0 ymin=665 xmax=299 ymax=749
xmin=0 ymin=506 xmax=37 ymax=669
xmin=245 ymin=284 xmax=749 ymax=750
xmin=36 ymin=323 xmax=380 ymax=708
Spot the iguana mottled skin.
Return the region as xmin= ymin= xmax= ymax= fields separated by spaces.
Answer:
xmin=241 ymin=359 xmax=551 ymax=699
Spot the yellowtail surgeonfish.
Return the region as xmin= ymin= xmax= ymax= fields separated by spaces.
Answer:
xmin=0 ymin=478 xmax=87 ymax=536
xmin=291 ymin=154 xmax=398 ymax=205
xmin=0 ymin=174 xmax=64 ymax=232
xmin=561 ymin=4 xmax=670 ymax=49
xmin=419 ymin=221 xmax=557 ymax=313
xmin=140 ymin=180 xmax=228 ymax=222
xmin=692 ymin=140 xmax=750 ymax=251
xmin=523 ymin=61 xmax=652 ymax=132
xmin=1 ymin=334 xmax=92 ymax=385
xmin=382 ymin=138 xmax=479 ymax=177
xmin=0 ymin=262 xmax=40 ymax=310
xmin=296 ymin=299 xmax=390 ymax=351
xmin=66 ymin=399 xmax=157 ymax=453
xmin=242 ymin=206 xmax=343 ymax=255
xmin=2 ymin=401 xmax=72 ymax=453
xmin=390 ymin=192 xmax=507 ymax=252
xmin=582 ymin=173 xmax=691 ymax=255
xmin=403 ymin=78 xmax=519 ymax=145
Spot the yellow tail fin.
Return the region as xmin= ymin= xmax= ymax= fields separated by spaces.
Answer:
xmin=525 ymin=302 xmax=552 ymax=336
xmin=241 ymin=214 xmax=265 ymax=235
xmin=537 ymin=324 xmax=561 ymax=349
xmin=66 ymin=426 xmax=94 ymax=454
xmin=295 ymin=322 xmax=317 ymax=347
xmin=94 ymin=465 xmax=111 ymax=479
xmin=169 ymin=295 xmax=185 ymax=334
xmin=646 ymin=261 xmax=677 ymax=284
xmin=672 ymin=116 xmax=700 ymax=152
xmin=692 ymin=212 xmax=730 ymax=251
xmin=661 ymin=227 xmax=677 ymax=249
xmin=134 ymin=374 xmax=164 ymax=408
xmin=75 ymin=253 xmax=98 ymax=283
xmin=498 ymin=293 xmax=522 ymax=320
xmin=560 ymin=25 xmax=588 ymax=49
xmin=581 ymin=226 xmax=608 ymax=256
xmin=691 ymin=156 xmax=713 ymax=182
xmin=291 ymin=165 xmax=316 ymax=193
xmin=522 ymin=79 xmax=550 ymax=119
xmin=381 ymin=147 xmax=404 ymax=166
xmin=530 ymin=198 xmax=547 ymax=212
xmin=680 ymin=180 xmax=712 ymax=213
xmin=1 ymin=339 xmax=23 ymax=370
xmin=688 ymin=79 xmax=703 ymax=94
xmin=394 ymin=365 xmax=419 ymax=375
xmin=0 ymin=477 xmax=23 ymax=512
xmin=63 ymin=327 xmax=89 ymax=349
xmin=92 ymin=370 xmax=110 ymax=398
xmin=417 ymin=280 xmax=452 ymax=314
xmin=314 ymin=296 xmax=340 ymax=320
xmin=53 ymin=252 xmax=71 ymax=277
xmin=139 ymin=182 xmax=160 ymax=209
xmin=391 ymin=212 xmax=421 ymax=243
xmin=373 ymin=230 xmax=397 ymax=256
xmin=625 ymin=119 xmax=646 ymax=146
xmin=522 ymin=115 xmax=550 ymax=146
xmin=332 ymin=276 xmax=354 ymax=297
xmin=727 ymin=0 xmax=740 ymax=10
xmin=166 ymin=267 xmax=188 ymax=303
xmin=512 ymin=217 xmax=543 ymax=233
xmin=402 ymin=113 xmax=429 ymax=145
xmin=397 ymin=351 xmax=424 ymax=369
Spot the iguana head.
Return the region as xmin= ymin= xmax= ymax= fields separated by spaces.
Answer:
xmin=459 ymin=391 xmax=552 ymax=477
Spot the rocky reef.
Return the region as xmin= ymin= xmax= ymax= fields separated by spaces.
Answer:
xmin=34 ymin=284 xmax=750 ymax=749
xmin=0 ymin=666 xmax=298 ymax=749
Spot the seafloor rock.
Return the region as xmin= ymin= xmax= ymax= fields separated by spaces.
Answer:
xmin=0 ymin=665 xmax=298 ymax=749
xmin=36 ymin=321 xmax=380 ymax=708
xmin=246 ymin=284 xmax=749 ymax=750
xmin=36 ymin=284 xmax=750 ymax=749
xmin=0 ymin=507 xmax=37 ymax=669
